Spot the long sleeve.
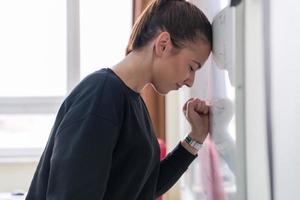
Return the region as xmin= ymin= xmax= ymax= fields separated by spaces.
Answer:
xmin=26 ymin=68 xmax=170 ymax=200
xmin=44 ymin=114 xmax=119 ymax=200
xmin=155 ymin=142 xmax=197 ymax=197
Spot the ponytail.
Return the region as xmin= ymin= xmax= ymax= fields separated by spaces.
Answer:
xmin=126 ymin=0 xmax=212 ymax=55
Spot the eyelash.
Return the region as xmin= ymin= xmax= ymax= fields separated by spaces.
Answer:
xmin=189 ymin=65 xmax=194 ymax=72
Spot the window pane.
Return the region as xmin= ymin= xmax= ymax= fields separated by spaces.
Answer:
xmin=80 ymin=1 xmax=132 ymax=78
xmin=0 ymin=0 xmax=67 ymax=97
xmin=0 ymin=114 xmax=55 ymax=149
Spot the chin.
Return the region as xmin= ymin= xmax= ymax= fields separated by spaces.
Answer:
xmin=151 ymin=84 xmax=168 ymax=95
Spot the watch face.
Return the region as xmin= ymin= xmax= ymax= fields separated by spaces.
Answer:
xmin=185 ymin=136 xmax=202 ymax=150
xmin=186 ymin=136 xmax=192 ymax=143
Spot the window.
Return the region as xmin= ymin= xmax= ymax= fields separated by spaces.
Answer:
xmin=80 ymin=0 xmax=132 ymax=79
xmin=0 ymin=0 xmax=67 ymax=98
xmin=0 ymin=0 xmax=132 ymax=160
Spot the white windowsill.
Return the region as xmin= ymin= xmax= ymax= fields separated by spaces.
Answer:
xmin=0 ymin=148 xmax=43 ymax=163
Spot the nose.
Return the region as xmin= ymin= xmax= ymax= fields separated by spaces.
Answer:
xmin=184 ymin=73 xmax=195 ymax=87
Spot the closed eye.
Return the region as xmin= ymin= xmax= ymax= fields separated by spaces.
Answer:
xmin=192 ymin=60 xmax=202 ymax=70
xmin=189 ymin=65 xmax=194 ymax=72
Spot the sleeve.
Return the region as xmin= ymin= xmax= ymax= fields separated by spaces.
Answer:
xmin=46 ymin=114 xmax=119 ymax=200
xmin=155 ymin=142 xmax=197 ymax=197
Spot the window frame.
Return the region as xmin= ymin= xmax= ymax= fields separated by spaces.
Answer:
xmin=0 ymin=0 xmax=80 ymax=161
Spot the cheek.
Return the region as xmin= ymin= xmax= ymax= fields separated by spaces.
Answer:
xmin=170 ymin=58 xmax=186 ymax=76
xmin=163 ymin=55 xmax=188 ymax=82
xmin=175 ymin=63 xmax=189 ymax=80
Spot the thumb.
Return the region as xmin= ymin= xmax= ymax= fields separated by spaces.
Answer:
xmin=183 ymin=97 xmax=195 ymax=114
xmin=186 ymin=99 xmax=197 ymax=119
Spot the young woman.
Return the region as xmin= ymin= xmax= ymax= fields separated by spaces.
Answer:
xmin=25 ymin=0 xmax=212 ymax=199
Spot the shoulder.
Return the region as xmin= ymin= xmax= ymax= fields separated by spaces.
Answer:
xmin=62 ymin=68 xmax=132 ymax=125
xmin=73 ymin=68 xmax=123 ymax=94
xmin=67 ymin=68 xmax=126 ymax=103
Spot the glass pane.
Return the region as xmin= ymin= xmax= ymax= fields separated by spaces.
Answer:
xmin=80 ymin=0 xmax=132 ymax=78
xmin=0 ymin=0 xmax=67 ymax=97
xmin=0 ymin=114 xmax=56 ymax=149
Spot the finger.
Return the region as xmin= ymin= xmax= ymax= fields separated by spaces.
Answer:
xmin=195 ymin=99 xmax=205 ymax=112
xmin=195 ymin=99 xmax=210 ymax=114
xmin=183 ymin=97 xmax=195 ymax=112
xmin=186 ymin=100 xmax=196 ymax=118
xmin=203 ymin=104 xmax=209 ymax=114
xmin=202 ymin=104 xmax=209 ymax=114
xmin=195 ymin=100 xmax=202 ymax=112
xmin=199 ymin=100 xmax=206 ymax=111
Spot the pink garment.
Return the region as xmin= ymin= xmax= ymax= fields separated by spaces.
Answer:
xmin=200 ymin=137 xmax=227 ymax=200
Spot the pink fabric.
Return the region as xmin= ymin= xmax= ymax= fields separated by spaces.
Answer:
xmin=200 ymin=137 xmax=227 ymax=200
xmin=158 ymin=138 xmax=167 ymax=161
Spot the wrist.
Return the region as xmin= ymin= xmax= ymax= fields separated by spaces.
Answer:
xmin=185 ymin=135 xmax=203 ymax=150
xmin=181 ymin=140 xmax=198 ymax=155
xmin=181 ymin=134 xmax=204 ymax=156
xmin=189 ymin=131 xmax=206 ymax=144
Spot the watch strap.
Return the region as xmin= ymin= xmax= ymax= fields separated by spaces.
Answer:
xmin=185 ymin=135 xmax=203 ymax=151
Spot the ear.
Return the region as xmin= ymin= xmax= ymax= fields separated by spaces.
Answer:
xmin=154 ymin=31 xmax=171 ymax=57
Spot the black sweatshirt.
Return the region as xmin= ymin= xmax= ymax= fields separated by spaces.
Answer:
xmin=25 ymin=68 xmax=197 ymax=200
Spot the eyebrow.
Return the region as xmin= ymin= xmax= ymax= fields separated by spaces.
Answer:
xmin=192 ymin=60 xmax=202 ymax=69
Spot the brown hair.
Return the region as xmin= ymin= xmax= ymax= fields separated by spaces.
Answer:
xmin=126 ymin=0 xmax=212 ymax=55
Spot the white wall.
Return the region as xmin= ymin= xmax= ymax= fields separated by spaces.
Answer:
xmin=243 ymin=0 xmax=271 ymax=199
xmin=270 ymin=0 xmax=300 ymax=199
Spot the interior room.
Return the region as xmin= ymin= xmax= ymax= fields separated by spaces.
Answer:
xmin=0 ymin=0 xmax=299 ymax=199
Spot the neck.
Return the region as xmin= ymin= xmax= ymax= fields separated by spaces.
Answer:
xmin=111 ymin=50 xmax=153 ymax=93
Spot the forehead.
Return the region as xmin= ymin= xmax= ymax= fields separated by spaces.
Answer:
xmin=180 ymin=38 xmax=211 ymax=63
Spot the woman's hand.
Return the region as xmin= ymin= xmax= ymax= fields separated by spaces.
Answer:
xmin=183 ymin=98 xmax=210 ymax=144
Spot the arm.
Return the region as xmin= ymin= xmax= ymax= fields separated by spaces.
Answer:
xmin=46 ymin=114 xmax=119 ymax=200
xmin=155 ymin=142 xmax=197 ymax=197
xmin=155 ymin=98 xmax=210 ymax=197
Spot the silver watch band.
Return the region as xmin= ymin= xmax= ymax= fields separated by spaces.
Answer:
xmin=185 ymin=135 xmax=203 ymax=151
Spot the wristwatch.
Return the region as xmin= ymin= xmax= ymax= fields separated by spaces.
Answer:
xmin=185 ymin=135 xmax=203 ymax=151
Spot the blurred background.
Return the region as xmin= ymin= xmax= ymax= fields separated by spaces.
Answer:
xmin=0 ymin=0 xmax=299 ymax=200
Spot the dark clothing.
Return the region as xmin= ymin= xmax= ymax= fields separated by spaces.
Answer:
xmin=26 ymin=68 xmax=197 ymax=200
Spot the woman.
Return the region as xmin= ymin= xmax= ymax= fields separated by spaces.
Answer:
xmin=26 ymin=0 xmax=212 ymax=199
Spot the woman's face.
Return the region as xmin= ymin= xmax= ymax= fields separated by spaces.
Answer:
xmin=152 ymin=37 xmax=211 ymax=94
